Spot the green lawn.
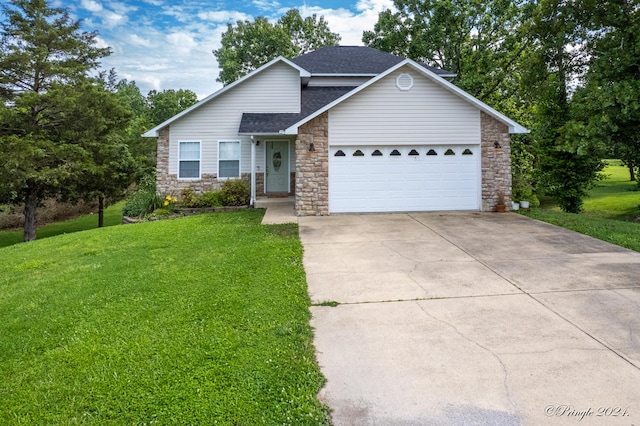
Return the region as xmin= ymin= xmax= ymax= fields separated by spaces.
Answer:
xmin=0 ymin=210 xmax=330 ymax=424
xmin=522 ymin=160 xmax=640 ymax=252
xmin=0 ymin=202 xmax=124 ymax=248
xmin=583 ymin=159 xmax=639 ymax=221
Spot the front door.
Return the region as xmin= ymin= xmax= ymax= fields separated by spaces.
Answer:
xmin=266 ymin=140 xmax=289 ymax=193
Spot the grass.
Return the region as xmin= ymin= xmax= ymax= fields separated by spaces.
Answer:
xmin=0 ymin=202 xmax=124 ymax=248
xmin=0 ymin=210 xmax=330 ymax=424
xmin=522 ymin=160 xmax=640 ymax=252
xmin=582 ymin=159 xmax=639 ymax=221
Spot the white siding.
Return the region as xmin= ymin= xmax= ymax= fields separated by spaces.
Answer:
xmin=307 ymin=76 xmax=372 ymax=87
xmin=168 ymin=62 xmax=300 ymax=175
xmin=329 ymin=66 xmax=481 ymax=146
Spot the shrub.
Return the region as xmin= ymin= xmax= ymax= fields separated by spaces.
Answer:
xmin=122 ymin=176 xmax=163 ymax=217
xmin=220 ymin=180 xmax=250 ymax=206
xmin=148 ymin=207 xmax=172 ymax=218
xmin=199 ymin=191 xmax=224 ymax=207
xmin=179 ymin=187 xmax=202 ymax=208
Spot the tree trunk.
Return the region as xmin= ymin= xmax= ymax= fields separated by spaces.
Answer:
xmin=629 ymin=164 xmax=636 ymax=181
xmin=23 ymin=187 xmax=38 ymax=242
xmin=98 ymin=195 xmax=104 ymax=228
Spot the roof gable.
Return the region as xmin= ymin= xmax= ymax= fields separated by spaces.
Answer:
xmin=142 ymin=57 xmax=310 ymax=137
xmin=283 ymin=59 xmax=529 ymax=135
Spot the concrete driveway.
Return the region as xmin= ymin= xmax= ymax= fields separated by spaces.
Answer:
xmin=299 ymin=213 xmax=640 ymax=425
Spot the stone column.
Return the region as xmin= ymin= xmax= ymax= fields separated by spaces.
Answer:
xmin=295 ymin=112 xmax=329 ymax=216
xmin=156 ymin=126 xmax=172 ymax=194
xmin=481 ymin=112 xmax=512 ymax=211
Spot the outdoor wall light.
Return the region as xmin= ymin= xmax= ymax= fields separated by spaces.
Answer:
xmin=256 ymin=140 xmax=260 ymax=146
xmin=309 ymin=142 xmax=315 ymax=152
xmin=493 ymin=141 xmax=502 ymax=149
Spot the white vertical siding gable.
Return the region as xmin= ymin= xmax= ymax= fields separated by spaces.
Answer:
xmin=167 ymin=62 xmax=301 ymax=175
xmin=329 ymin=65 xmax=481 ymax=146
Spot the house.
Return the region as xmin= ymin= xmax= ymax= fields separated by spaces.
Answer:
xmin=142 ymin=46 xmax=528 ymax=215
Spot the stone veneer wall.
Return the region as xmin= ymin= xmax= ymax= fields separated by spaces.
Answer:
xmin=295 ymin=112 xmax=329 ymax=216
xmin=156 ymin=126 xmax=267 ymax=198
xmin=481 ymin=112 xmax=512 ymax=211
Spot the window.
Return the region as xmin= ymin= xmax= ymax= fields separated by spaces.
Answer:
xmin=427 ymin=149 xmax=438 ymax=156
xmin=409 ymin=149 xmax=419 ymax=156
xmin=353 ymin=149 xmax=364 ymax=157
xmin=372 ymin=149 xmax=383 ymax=156
xmin=334 ymin=150 xmax=346 ymax=157
xmin=179 ymin=141 xmax=200 ymax=179
xmin=462 ymin=148 xmax=473 ymax=155
xmin=219 ymin=141 xmax=240 ymax=178
xmin=390 ymin=149 xmax=401 ymax=156
xmin=444 ymin=149 xmax=455 ymax=156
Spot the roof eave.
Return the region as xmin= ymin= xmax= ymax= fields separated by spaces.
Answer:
xmin=311 ymin=73 xmax=377 ymax=77
xmin=238 ymin=131 xmax=289 ymax=136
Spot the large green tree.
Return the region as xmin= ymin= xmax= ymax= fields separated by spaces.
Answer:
xmin=569 ymin=0 xmax=640 ymax=183
xmin=523 ymin=0 xmax=605 ymax=212
xmin=0 ymin=0 xmax=117 ymax=241
xmin=60 ymin=79 xmax=138 ymax=228
xmin=362 ymin=0 xmax=533 ymax=109
xmin=213 ymin=9 xmax=341 ymax=85
xmin=115 ymin=79 xmax=156 ymax=177
xmin=146 ymin=88 xmax=198 ymax=126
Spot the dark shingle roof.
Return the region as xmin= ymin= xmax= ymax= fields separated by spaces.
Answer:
xmin=239 ymin=86 xmax=356 ymax=134
xmin=290 ymin=46 xmax=454 ymax=76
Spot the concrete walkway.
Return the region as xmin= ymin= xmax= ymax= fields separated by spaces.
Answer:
xmin=299 ymin=213 xmax=640 ymax=425
xmin=256 ymin=197 xmax=297 ymax=224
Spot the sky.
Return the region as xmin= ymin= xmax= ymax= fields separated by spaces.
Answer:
xmin=50 ymin=0 xmax=396 ymax=99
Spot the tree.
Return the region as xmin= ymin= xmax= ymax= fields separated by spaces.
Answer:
xmin=146 ymin=88 xmax=198 ymax=126
xmin=115 ymin=79 xmax=156 ymax=176
xmin=362 ymin=0 xmax=533 ymax=108
xmin=213 ymin=9 xmax=341 ymax=85
xmin=522 ymin=0 xmax=605 ymax=212
xmin=569 ymin=0 xmax=640 ymax=183
xmin=0 ymin=0 xmax=113 ymax=241
xmin=59 ymin=79 xmax=137 ymax=227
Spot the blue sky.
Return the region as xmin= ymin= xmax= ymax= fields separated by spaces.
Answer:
xmin=51 ymin=0 xmax=395 ymax=98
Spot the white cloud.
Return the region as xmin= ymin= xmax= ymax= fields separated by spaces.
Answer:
xmin=166 ymin=31 xmax=199 ymax=55
xmin=197 ymin=11 xmax=252 ymax=23
xmin=253 ymin=0 xmax=281 ymax=11
xmin=294 ymin=2 xmax=391 ymax=46
xmin=130 ymin=34 xmax=155 ymax=48
xmin=80 ymin=0 xmax=103 ymax=13
xmin=102 ymin=10 xmax=128 ymax=28
xmin=79 ymin=0 xmax=136 ymax=29
xmin=94 ymin=35 xmax=110 ymax=49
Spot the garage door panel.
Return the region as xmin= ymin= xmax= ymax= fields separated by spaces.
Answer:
xmin=329 ymin=145 xmax=479 ymax=213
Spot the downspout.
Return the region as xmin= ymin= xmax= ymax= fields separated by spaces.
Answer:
xmin=250 ymin=135 xmax=256 ymax=208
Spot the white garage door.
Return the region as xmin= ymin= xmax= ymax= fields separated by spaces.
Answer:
xmin=329 ymin=145 xmax=480 ymax=213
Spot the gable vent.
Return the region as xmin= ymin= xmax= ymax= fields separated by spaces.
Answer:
xmin=396 ymin=73 xmax=414 ymax=91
